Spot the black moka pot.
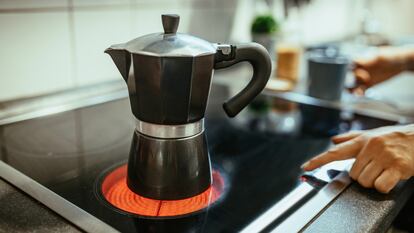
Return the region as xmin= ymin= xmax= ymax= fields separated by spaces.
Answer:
xmin=105 ymin=14 xmax=271 ymax=200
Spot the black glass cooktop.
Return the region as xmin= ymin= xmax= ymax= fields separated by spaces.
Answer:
xmin=0 ymin=89 xmax=395 ymax=232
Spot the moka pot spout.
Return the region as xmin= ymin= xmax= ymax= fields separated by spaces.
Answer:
xmin=105 ymin=43 xmax=131 ymax=82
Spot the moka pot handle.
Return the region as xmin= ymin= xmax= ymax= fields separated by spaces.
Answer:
xmin=214 ymin=43 xmax=271 ymax=117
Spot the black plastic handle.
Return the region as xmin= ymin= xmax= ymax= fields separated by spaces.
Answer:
xmin=214 ymin=43 xmax=271 ymax=117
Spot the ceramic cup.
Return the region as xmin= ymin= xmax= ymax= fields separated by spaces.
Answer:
xmin=307 ymin=54 xmax=350 ymax=101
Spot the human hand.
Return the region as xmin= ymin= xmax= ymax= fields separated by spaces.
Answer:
xmin=301 ymin=124 xmax=414 ymax=193
xmin=352 ymin=47 xmax=412 ymax=95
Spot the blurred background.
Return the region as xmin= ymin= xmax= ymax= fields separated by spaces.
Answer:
xmin=0 ymin=0 xmax=413 ymax=116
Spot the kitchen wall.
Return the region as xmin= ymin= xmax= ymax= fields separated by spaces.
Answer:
xmin=0 ymin=0 xmax=237 ymax=101
xmin=0 ymin=0 xmax=413 ymax=102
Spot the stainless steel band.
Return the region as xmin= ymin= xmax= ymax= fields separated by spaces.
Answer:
xmin=135 ymin=119 xmax=204 ymax=139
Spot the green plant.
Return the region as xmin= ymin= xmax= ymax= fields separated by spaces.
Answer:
xmin=251 ymin=15 xmax=279 ymax=34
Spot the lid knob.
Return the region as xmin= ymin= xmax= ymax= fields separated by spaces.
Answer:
xmin=162 ymin=14 xmax=180 ymax=34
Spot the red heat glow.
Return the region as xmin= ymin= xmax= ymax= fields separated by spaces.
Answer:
xmin=101 ymin=165 xmax=224 ymax=217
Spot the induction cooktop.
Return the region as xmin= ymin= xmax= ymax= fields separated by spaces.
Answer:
xmin=0 ymin=86 xmax=397 ymax=233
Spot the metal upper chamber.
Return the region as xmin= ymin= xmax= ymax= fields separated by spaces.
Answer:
xmin=120 ymin=14 xmax=216 ymax=57
xmin=106 ymin=14 xmax=272 ymax=125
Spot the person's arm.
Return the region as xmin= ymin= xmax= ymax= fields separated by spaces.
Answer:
xmin=407 ymin=51 xmax=414 ymax=72
xmin=302 ymin=124 xmax=414 ymax=193
xmin=352 ymin=47 xmax=414 ymax=95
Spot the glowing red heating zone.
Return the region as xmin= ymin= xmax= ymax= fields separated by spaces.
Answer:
xmin=101 ymin=165 xmax=224 ymax=217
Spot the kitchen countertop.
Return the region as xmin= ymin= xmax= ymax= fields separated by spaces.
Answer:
xmin=303 ymin=179 xmax=414 ymax=233
xmin=1 ymin=176 xmax=413 ymax=233
xmin=0 ymin=178 xmax=81 ymax=233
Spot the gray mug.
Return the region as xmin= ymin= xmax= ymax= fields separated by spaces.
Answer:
xmin=307 ymin=54 xmax=350 ymax=101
